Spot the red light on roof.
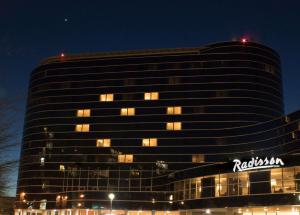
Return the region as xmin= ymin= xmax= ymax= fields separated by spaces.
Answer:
xmin=241 ymin=38 xmax=247 ymax=43
xmin=60 ymin=53 xmax=65 ymax=57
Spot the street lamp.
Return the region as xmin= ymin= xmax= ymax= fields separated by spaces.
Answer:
xmin=108 ymin=193 xmax=115 ymax=215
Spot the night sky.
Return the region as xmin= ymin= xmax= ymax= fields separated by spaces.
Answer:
xmin=1 ymin=0 xmax=300 ymax=196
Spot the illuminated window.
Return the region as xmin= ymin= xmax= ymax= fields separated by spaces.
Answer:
xmin=192 ymin=154 xmax=205 ymax=163
xmin=75 ymin=124 xmax=90 ymax=132
xmin=20 ymin=192 xmax=26 ymax=201
xmin=166 ymin=122 xmax=182 ymax=130
xmin=265 ymin=64 xmax=276 ymax=74
xmin=59 ymin=165 xmax=65 ymax=171
xmin=271 ymin=168 xmax=283 ymax=193
xmin=142 ymin=138 xmax=157 ymax=147
xmin=100 ymin=94 xmax=114 ymax=102
xmin=40 ymin=157 xmax=45 ymax=166
xmin=118 ymin=154 xmax=133 ymax=163
xmin=144 ymin=92 xmax=159 ymax=100
xmin=120 ymin=108 xmax=135 ymax=116
xmin=77 ymin=109 xmax=91 ymax=117
xmin=284 ymin=116 xmax=290 ymax=123
xmin=96 ymin=139 xmax=111 ymax=147
xmin=167 ymin=106 xmax=182 ymax=115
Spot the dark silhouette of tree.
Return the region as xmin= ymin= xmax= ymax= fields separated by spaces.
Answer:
xmin=0 ymin=100 xmax=19 ymax=196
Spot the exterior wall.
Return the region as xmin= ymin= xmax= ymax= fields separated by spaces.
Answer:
xmin=16 ymin=41 xmax=300 ymax=211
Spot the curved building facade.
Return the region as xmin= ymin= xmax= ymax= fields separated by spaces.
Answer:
xmin=15 ymin=41 xmax=300 ymax=215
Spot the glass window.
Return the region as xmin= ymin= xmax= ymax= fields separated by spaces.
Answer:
xmin=294 ymin=167 xmax=300 ymax=193
xmin=75 ymin=124 xmax=90 ymax=132
xmin=201 ymin=177 xmax=215 ymax=198
xmin=59 ymin=165 xmax=65 ymax=171
xmin=77 ymin=109 xmax=91 ymax=117
xmin=218 ymin=174 xmax=228 ymax=197
xmin=40 ymin=157 xmax=45 ymax=166
xmin=144 ymin=92 xmax=159 ymax=100
xmin=192 ymin=154 xmax=205 ymax=163
xmin=239 ymin=172 xmax=249 ymax=196
xmin=227 ymin=174 xmax=241 ymax=196
xmin=118 ymin=154 xmax=133 ymax=163
xmin=142 ymin=138 xmax=157 ymax=147
xmin=216 ymin=91 xmax=228 ymax=97
xmin=100 ymin=93 xmax=114 ymax=102
xmin=283 ymin=167 xmax=295 ymax=193
xmin=166 ymin=122 xmax=182 ymax=130
xmin=271 ymin=168 xmax=283 ymax=193
xmin=167 ymin=106 xmax=182 ymax=115
xmin=120 ymin=108 xmax=135 ymax=116
xmin=96 ymin=139 xmax=111 ymax=147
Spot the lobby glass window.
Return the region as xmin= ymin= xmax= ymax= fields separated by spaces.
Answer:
xmin=191 ymin=178 xmax=198 ymax=199
xmin=96 ymin=139 xmax=111 ymax=147
xmin=174 ymin=181 xmax=184 ymax=200
xmin=197 ymin=178 xmax=202 ymax=198
xmin=215 ymin=174 xmax=227 ymax=197
xmin=120 ymin=108 xmax=135 ymax=116
xmin=271 ymin=168 xmax=283 ymax=193
xmin=59 ymin=165 xmax=65 ymax=171
xmin=166 ymin=122 xmax=182 ymax=130
xmin=167 ymin=106 xmax=182 ymax=115
xmin=283 ymin=167 xmax=295 ymax=193
xmin=99 ymin=169 xmax=109 ymax=178
xmin=192 ymin=154 xmax=205 ymax=163
xmin=118 ymin=154 xmax=133 ymax=163
xmin=75 ymin=124 xmax=90 ymax=132
xmin=201 ymin=177 xmax=215 ymax=198
xmin=142 ymin=138 xmax=157 ymax=147
xmin=295 ymin=167 xmax=300 ymax=192
xmin=184 ymin=179 xmax=190 ymax=199
xmin=227 ymin=175 xmax=242 ymax=196
xmin=100 ymin=93 xmax=114 ymax=102
xmin=249 ymin=171 xmax=271 ymax=194
xmin=77 ymin=109 xmax=91 ymax=117
xmin=239 ymin=172 xmax=249 ymax=195
xmin=144 ymin=92 xmax=159 ymax=100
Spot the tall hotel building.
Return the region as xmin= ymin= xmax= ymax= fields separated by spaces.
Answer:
xmin=16 ymin=41 xmax=300 ymax=215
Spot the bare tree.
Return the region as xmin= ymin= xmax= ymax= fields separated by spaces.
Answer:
xmin=0 ymin=99 xmax=20 ymax=196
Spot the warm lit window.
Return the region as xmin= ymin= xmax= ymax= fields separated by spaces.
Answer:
xmin=166 ymin=122 xmax=182 ymax=130
xmin=142 ymin=138 xmax=157 ymax=147
xmin=77 ymin=109 xmax=91 ymax=117
xmin=271 ymin=168 xmax=283 ymax=193
xmin=120 ymin=108 xmax=135 ymax=116
xmin=40 ymin=157 xmax=45 ymax=166
xmin=118 ymin=154 xmax=133 ymax=163
xmin=96 ymin=139 xmax=111 ymax=147
xmin=59 ymin=165 xmax=65 ymax=171
xmin=20 ymin=192 xmax=26 ymax=201
xmin=100 ymin=94 xmax=114 ymax=102
xmin=75 ymin=124 xmax=90 ymax=132
xmin=167 ymin=106 xmax=182 ymax=115
xmin=192 ymin=154 xmax=205 ymax=163
xmin=144 ymin=92 xmax=159 ymax=100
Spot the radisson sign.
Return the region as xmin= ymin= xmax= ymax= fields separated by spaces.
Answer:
xmin=233 ymin=157 xmax=284 ymax=172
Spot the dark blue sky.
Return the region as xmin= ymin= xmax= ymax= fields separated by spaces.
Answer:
xmin=1 ymin=0 xmax=300 ymax=196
